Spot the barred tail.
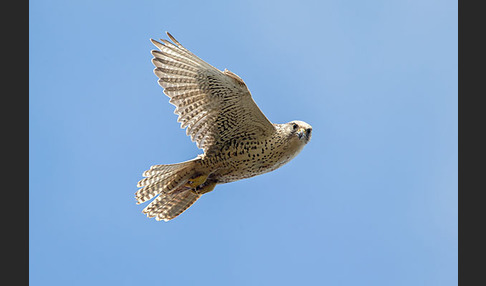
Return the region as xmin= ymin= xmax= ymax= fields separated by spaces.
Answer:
xmin=135 ymin=158 xmax=203 ymax=221
xmin=141 ymin=187 xmax=201 ymax=221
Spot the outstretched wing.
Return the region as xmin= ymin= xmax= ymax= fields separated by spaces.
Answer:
xmin=150 ymin=32 xmax=274 ymax=154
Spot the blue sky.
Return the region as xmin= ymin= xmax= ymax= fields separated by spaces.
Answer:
xmin=30 ymin=0 xmax=457 ymax=285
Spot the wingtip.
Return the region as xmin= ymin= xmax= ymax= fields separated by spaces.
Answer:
xmin=151 ymin=32 xmax=182 ymax=48
xmin=150 ymin=38 xmax=160 ymax=45
xmin=149 ymin=49 xmax=157 ymax=56
xmin=166 ymin=31 xmax=182 ymax=46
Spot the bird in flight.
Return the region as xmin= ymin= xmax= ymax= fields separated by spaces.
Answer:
xmin=136 ymin=32 xmax=312 ymax=221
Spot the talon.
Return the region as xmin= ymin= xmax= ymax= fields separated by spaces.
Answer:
xmin=186 ymin=174 xmax=208 ymax=188
xmin=195 ymin=182 xmax=216 ymax=195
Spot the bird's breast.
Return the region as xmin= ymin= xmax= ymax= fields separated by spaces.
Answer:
xmin=203 ymin=136 xmax=302 ymax=184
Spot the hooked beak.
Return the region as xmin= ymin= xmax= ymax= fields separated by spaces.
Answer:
xmin=297 ymin=128 xmax=305 ymax=139
xmin=297 ymin=127 xmax=312 ymax=142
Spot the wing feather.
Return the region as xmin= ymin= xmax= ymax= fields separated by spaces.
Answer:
xmin=150 ymin=32 xmax=274 ymax=154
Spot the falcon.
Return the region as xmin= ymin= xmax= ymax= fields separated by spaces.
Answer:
xmin=136 ymin=32 xmax=312 ymax=221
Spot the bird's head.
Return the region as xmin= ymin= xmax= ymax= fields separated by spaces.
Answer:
xmin=286 ymin=120 xmax=312 ymax=144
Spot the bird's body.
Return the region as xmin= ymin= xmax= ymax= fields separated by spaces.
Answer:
xmin=195 ymin=120 xmax=311 ymax=184
xmin=136 ymin=32 xmax=312 ymax=221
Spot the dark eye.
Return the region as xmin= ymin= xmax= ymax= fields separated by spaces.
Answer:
xmin=292 ymin=123 xmax=298 ymax=130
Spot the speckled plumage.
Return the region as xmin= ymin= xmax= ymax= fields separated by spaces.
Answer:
xmin=136 ymin=32 xmax=312 ymax=221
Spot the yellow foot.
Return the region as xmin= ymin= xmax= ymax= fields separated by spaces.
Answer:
xmin=186 ymin=174 xmax=208 ymax=188
xmin=195 ymin=182 xmax=216 ymax=195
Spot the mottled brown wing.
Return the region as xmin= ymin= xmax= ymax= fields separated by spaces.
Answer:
xmin=150 ymin=32 xmax=275 ymax=154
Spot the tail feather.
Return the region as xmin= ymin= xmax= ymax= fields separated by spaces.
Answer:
xmin=136 ymin=158 xmax=204 ymax=221
xmin=135 ymin=171 xmax=187 ymax=204
xmin=142 ymin=187 xmax=201 ymax=221
xmin=136 ymin=159 xmax=197 ymax=204
xmin=142 ymin=163 xmax=184 ymax=177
